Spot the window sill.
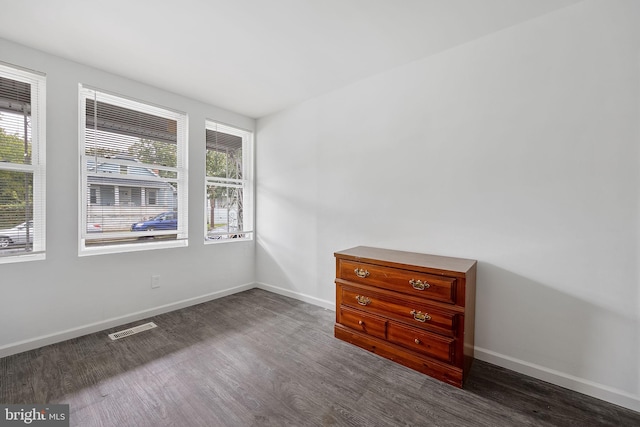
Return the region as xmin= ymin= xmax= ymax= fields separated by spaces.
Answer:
xmin=79 ymin=238 xmax=188 ymax=257
xmin=0 ymin=251 xmax=46 ymax=264
xmin=204 ymin=234 xmax=253 ymax=245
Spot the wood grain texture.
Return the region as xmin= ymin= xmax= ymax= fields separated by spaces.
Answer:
xmin=335 ymin=246 xmax=477 ymax=277
xmin=340 ymin=284 xmax=457 ymax=336
xmin=337 ymin=258 xmax=457 ymax=304
xmin=335 ymin=247 xmax=475 ymax=387
xmin=1 ymin=288 xmax=638 ymax=426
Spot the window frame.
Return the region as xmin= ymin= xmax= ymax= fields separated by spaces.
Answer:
xmin=0 ymin=62 xmax=46 ymax=264
xmin=78 ymin=85 xmax=188 ymax=256
xmin=204 ymin=120 xmax=254 ymax=244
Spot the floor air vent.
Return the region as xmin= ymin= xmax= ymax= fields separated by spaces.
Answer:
xmin=108 ymin=322 xmax=157 ymax=340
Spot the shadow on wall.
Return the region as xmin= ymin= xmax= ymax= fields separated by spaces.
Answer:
xmin=475 ymin=262 xmax=638 ymax=395
xmin=256 ymin=237 xmax=299 ymax=290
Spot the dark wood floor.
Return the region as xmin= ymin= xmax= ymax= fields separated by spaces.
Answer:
xmin=1 ymin=289 xmax=639 ymax=426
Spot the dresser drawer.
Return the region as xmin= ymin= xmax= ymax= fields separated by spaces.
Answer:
xmin=338 ymin=259 xmax=456 ymax=304
xmin=387 ymin=322 xmax=455 ymax=364
xmin=340 ymin=286 xmax=456 ymax=336
xmin=339 ymin=306 xmax=387 ymax=340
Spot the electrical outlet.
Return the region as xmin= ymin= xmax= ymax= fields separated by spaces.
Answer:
xmin=151 ymin=275 xmax=161 ymax=289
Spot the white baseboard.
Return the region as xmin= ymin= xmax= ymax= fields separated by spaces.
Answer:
xmin=0 ymin=282 xmax=255 ymax=359
xmin=253 ymin=285 xmax=640 ymax=412
xmin=3 ymin=282 xmax=638 ymax=414
xmin=255 ymin=282 xmax=335 ymax=311
xmin=474 ymin=346 xmax=640 ymax=413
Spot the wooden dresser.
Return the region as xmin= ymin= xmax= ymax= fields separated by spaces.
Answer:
xmin=334 ymin=246 xmax=477 ymax=387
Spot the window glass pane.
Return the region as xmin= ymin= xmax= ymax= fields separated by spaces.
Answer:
xmin=204 ymin=121 xmax=252 ymax=243
xmin=86 ymin=100 xmax=177 ymax=143
xmin=0 ymin=170 xmax=33 ymax=253
xmin=85 ymin=134 xmax=177 ymax=168
xmin=0 ymin=67 xmax=45 ymax=262
xmin=127 ymin=139 xmax=177 ymax=169
xmin=0 ymin=111 xmax=31 ymax=165
xmin=81 ymin=88 xmax=186 ymax=252
xmin=146 ymin=189 xmax=157 ymax=205
xmin=84 ymin=170 xmax=179 ymax=241
xmin=206 ymin=128 xmax=242 ymax=179
xmin=206 ymin=184 xmax=246 ymax=240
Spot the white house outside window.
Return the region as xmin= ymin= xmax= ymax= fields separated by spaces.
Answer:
xmin=0 ymin=63 xmax=45 ymax=263
xmin=205 ymin=121 xmax=253 ymax=242
xmin=79 ymin=86 xmax=188 ymax=254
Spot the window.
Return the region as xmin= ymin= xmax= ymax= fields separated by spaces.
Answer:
xmin=146 ymin=189 xmax=157 ymax=205
xmin=0 ymin=63 xmax=45 ymax=263
xmin=79 ymin=86 xmax=188 ymax=254
xmin=205 ymin=121 xmax=253 ymax=242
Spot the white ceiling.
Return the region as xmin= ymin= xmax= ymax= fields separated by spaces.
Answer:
xmin=0 ymin=0 xmax=582 ymax=119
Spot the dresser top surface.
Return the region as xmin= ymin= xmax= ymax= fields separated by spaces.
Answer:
xmin=335 ymin=246 xmax=476 ymax=275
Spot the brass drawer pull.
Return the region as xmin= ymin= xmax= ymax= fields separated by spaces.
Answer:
xmin=410 ymin=310 xmax=431 ymax=322
xmin=358 ymin=320 xmax=364 ymax=326
xmin=355 ymin=295 xmax=371 ymax=306
xmin=414 ymin=338 xmax=421 ymax=345
xmin=409 ymin=279 xmax=430 ymax=290
xmin=354 ymin=268 xmax=370 ymax=278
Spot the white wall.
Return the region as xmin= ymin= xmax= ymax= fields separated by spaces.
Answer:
xmin=0 ymin=38 xmax=256 ymax=356
xmin=256 ymin=0 xmax=640 ymax=411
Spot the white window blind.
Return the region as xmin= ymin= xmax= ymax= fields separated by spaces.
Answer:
xmin=0 ymin=63 xmax=45 ymax=263
xmin=79 ymin=86 xmax=187 ymax=254
xmin=205 ymin=121 xmax=253 ymax=242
